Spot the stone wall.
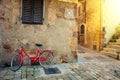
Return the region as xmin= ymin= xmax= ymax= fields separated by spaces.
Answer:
xmin=86 ymin=0 xmax=102 ymax=51
xmin=0 ymin=0 xmax=78 ymax=64
xmin=77 ymin=0 xmax=86 ymax=46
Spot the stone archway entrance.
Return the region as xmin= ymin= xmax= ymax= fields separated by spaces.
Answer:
xmin=78 ymin=24 xmax=85 ymax=46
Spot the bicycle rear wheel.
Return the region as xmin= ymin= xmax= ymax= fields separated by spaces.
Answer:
xmin=39 ymin=51 xmax=54 ymax=68
xmin=10 ymin=54 xmax=22 ymax=72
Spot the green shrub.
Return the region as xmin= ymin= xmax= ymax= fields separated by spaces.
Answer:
xmin=110 ymin=39 xmax=116 ymax=42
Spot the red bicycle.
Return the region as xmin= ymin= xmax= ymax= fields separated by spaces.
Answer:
xmin=10 ymin=43 xmax=54 ymax=72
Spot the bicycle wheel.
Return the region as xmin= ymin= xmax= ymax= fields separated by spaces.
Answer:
xmin=10 ymin=54 xmax=22 ymax=72
xmin=39 ymin=51 xmax=54 ymax=68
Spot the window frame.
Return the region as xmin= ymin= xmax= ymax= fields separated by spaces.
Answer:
xmin=22 ymin=0 xmax=44 ymax=24
xmin=80 ymin=24 xmax=85 ymax=34
xmin=0 ymin=0 xmax=2 ymax=4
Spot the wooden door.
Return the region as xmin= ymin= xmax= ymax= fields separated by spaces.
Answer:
xmin=78 ymin=25 xmax=85 ymax=46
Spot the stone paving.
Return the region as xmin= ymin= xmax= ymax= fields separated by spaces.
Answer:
xmin=0 ymin=46 xmax=120 ymax=80
xmin=0 ymin=61 xmax=120 ymax=80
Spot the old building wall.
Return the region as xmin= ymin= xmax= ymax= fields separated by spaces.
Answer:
xmin=86 ymin=0 xmax=102 ymax=51
xmin=0 ymin=0 xmax=78 ymax=64
xmin=77 ymin=0 xmax=86 ymax=46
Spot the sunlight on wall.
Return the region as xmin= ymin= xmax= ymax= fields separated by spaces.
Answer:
xmin=102 ymin=0 xmax=120 ymax=43
xmin=58 ymin=0 xmax=78 ymax=3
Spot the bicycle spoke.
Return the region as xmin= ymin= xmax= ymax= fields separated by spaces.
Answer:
xmin=39 ymin=52 xmax=54 ymax=68
xmin=11 ymin=54 xmax=22 ymax=72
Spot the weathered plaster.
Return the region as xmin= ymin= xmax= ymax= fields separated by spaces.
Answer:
xmin=0 ymin=0 xmax=78 ymax=64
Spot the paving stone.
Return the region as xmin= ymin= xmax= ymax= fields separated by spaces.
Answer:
xmin=0 ymin=77 xmax=3 ymax=80
xmin=42 ymin=76 xmax=51 ymax=80
xmin=53 ymin=75 xmax=62 ymax=80
xmin=3 ymin=75 xmax=14 ymax=80
xmin=57 ymin=79 xmax=64 ymax=80
xmin=27 ymin=75 xmax=34 ymax=80
xmin=60 ymin=75 xmax=71 ymax=80
xmin=0 ymin=70 xmax=7 ymax=77
xmin=35 ymin=77 xmax=43 ymax=80
xmin=47 ymin=77 xmax=57 ymax=80
xmin=34 ymin=68 xmax=41 ymax=78
xmin=13 ymin=77 xmax=21 ymax=80
xmin=67 ymin=73 xmax=78 ymax=80
xmin=21 ymin=72 xmax=26 ymax=79
xmin=26 ymin=68 xmax=34 ymax=79
xmin=15 ymin=73 xmax=21 ymax=78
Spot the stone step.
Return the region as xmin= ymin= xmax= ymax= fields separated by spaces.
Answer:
xmin=107 ymin=53 xmax=119 ymax=59
xmin=103 ymin=48 xmax=119 ymax=52
xmin=116 ymin=38 xmax=120 ymax=42
xmin=108 ymin=42 xmax=120 ymax=45
xmin=107 ymin=44 xmax=120 ymax=49
xmin=100 ymin=51 xmax=119 ymax=60
xmin=116 ymin=41 xmax=120 ymax=44
xmin=100 ymin=50 xmax=117 ymax=55
xmin=100 ymin=37 xmax=120 ymax=60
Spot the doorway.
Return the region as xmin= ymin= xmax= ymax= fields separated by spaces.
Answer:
xmin=78 ymin=24 xmax=85 ymax=46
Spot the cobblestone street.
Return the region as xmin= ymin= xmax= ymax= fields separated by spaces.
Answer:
xmin=0 ymin=61 xmax=120 ymax=80
xmin=0 ymin=47 xmax=120 ymax=80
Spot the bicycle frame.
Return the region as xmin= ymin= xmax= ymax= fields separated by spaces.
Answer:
xmin=18 ymin=47 xmax=40 ymax=64
xmin=18 ymin=47 xmax=53 ymax=64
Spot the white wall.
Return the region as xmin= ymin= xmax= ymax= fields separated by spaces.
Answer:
xmin=102 ymin=0 xmax=120 ymax=43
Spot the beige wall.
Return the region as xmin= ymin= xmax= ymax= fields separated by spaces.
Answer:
xmin=86 ymin=0 xmax=102 ymax=51
xmin=58 ymin=0 xmax=78 ymax=3
xmin=0 ymin=0 xmax=78 ymax=63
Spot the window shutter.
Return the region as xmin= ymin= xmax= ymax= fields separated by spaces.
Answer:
xmin=34 ymin=0 xmax=44 ymax=24
xmin=22 ymin=0 xmax=44 ymax=24
xmin=22 ymin=0 xmax=33 ymax=23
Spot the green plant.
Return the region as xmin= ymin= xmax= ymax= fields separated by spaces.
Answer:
xmin=111 ymin=25 xmax=120 ymax=41
xmin=110 ymin=39 xmax=116 ymax=42
xmin=112 ymin=34 xmax=119 ymax=39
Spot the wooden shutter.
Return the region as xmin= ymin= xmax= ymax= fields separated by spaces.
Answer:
xmin=34 ymin=0 xmax=44 ymax=24
xmin=22 ymin=0 xmax=33 ymax=23
xmin=22 ymin=0 xmax=44 ymax=24
xmin=0 ymin=0 xmax=2 ymax=4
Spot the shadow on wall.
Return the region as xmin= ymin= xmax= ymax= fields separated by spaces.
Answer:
xmin=0 ymin=33 xmax=15 ymax=67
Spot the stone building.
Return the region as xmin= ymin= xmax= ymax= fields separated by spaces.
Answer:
xmin=85 ymin=0 xmax=102 ymax=51
xmin=0 ymin=0 xmax=103 ymax=64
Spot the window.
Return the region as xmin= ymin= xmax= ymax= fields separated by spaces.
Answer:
xmin=82 ymin=1 xmax=86 ymax=12
xmin=0 ymin=0 xmax=2 ymax=4
xmin=93 ymin=45 xmax=97 ymax=50
xmin=78 ymin=6 xmax=80 ymax=16
xmin=22 ymin=0 xmax=44 ymax=24
xmin=80 ymin=25 xmax=85 ymax=34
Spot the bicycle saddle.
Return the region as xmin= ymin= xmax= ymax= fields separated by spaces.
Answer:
xmin=35 ymin=43 xmax=43 ymax=47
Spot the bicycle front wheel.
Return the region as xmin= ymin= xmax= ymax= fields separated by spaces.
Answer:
xmin=39 ymin=51 xmax=54 ymax=68
xmin=10 ymin=54 xmax=22 ymax=72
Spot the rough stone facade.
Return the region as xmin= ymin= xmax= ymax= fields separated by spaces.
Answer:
xmin=0 ymin=0 xmax=103 ymax=65
xmin=77 ymin=0 xmax=86 ymax=46
xmin=0 ymin=0 xmax=79 ymax=64
xmin=86 ymin=0 xmax=102 ymax=51
xmin=77 ymin=0 xmax=102 ymax=51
